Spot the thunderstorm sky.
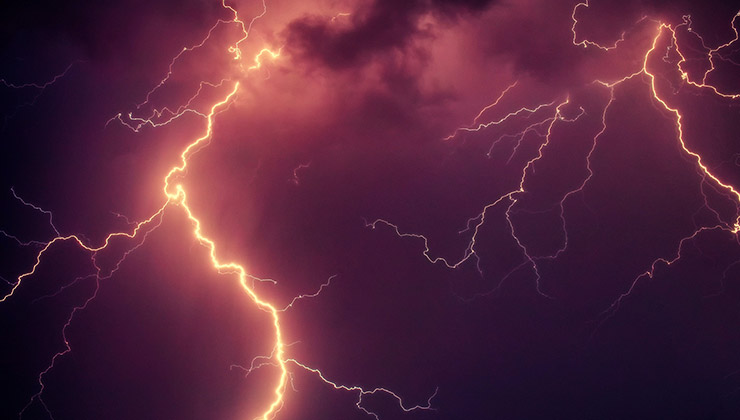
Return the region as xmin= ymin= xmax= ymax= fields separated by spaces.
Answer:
xmin=2 ymin=0 xmax=740 ymax=419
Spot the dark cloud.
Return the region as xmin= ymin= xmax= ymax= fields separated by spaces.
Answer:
xmin=284 ymin=0 xmax=498 ymax=69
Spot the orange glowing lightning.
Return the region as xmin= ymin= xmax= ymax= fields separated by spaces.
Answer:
xmin=370 ymin=7 xmax=740 ymax=310
xmin=3 ymin=2 xmax=433 ymax=419
xmin=161 ymin=81 xmax=292 ymax=420
xmin=587 ymin=15 xmax=740 ymax=322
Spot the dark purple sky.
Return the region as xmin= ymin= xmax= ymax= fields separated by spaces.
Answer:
xmin=2 ymin=0 xmax=740 ymax=419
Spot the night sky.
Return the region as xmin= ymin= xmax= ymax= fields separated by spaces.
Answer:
xmin=2 ymin=0 xmax=740 ymax=419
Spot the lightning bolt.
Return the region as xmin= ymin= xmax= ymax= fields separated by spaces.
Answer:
xmin=290 ymin=161 xmax=312 ymax=186
xmin=589 ymin=15 xmax=740 ymax=324
xmin=369 ymin=96 xmax=585 ymax=297
xmin=0 ymin=62 xmax=77 ymax=91
xmin=0 ymin=62 xmax=78 ymax=127
xmin=369 ymin=7 xmax=740 ymax=315
xmin=7 ymin=1 xmax=740 ymax=418
xmin=2 ymin=2 xmax=432 ymax=419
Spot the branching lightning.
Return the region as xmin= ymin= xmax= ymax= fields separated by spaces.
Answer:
xmin=593 ymin=15 xmax=740 ymax=321
xmin=370 ymin=96 xmax=585 ymax=297
xmin=5 ymin=0 xmax=740 ymax=418
xmin=369 ymin=6 xmax=740 ymax=314
xmin=1 ymin=1 xmax=434 ymax=419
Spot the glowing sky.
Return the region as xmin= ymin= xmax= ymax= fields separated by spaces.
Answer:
xmin=2 ymin=0 xmax=740 ymax=419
